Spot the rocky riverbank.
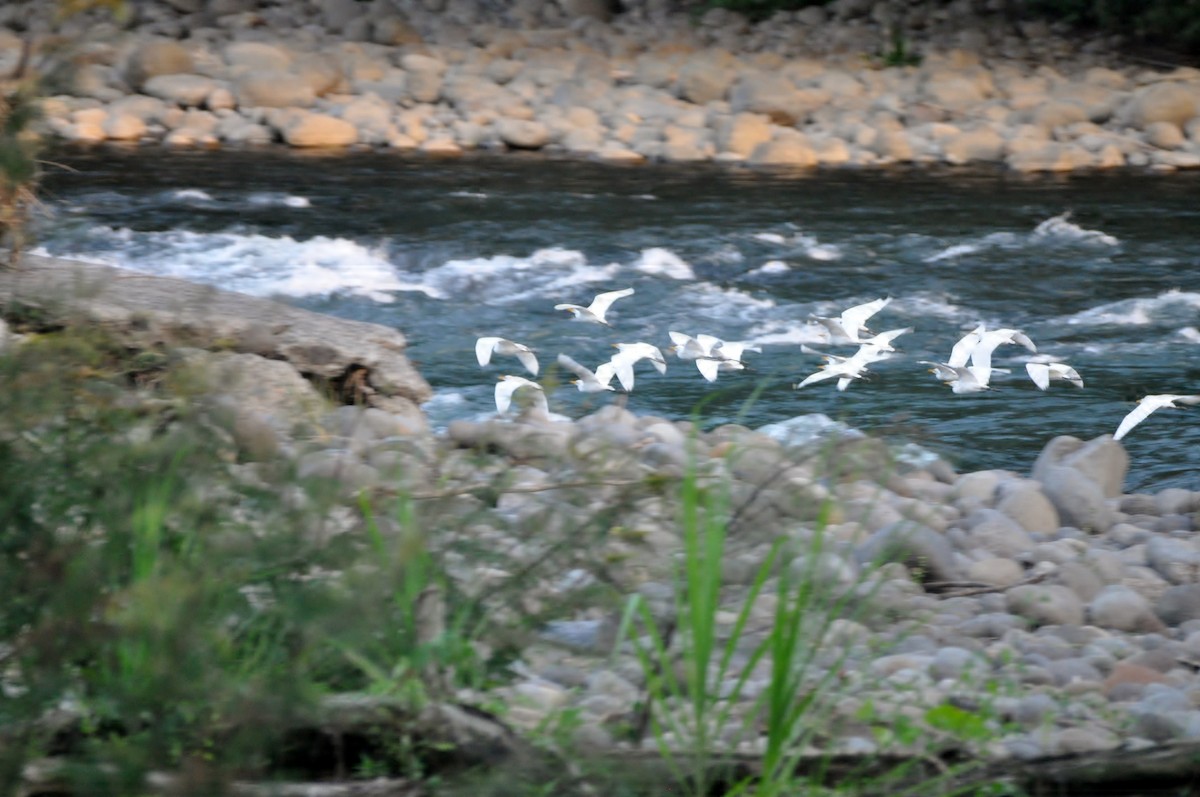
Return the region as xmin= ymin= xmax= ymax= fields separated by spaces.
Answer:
xmin=6 ymin=0 xmax=1200 ymax=172
xmin=7 ymin=257 xmax=1200 ymax=789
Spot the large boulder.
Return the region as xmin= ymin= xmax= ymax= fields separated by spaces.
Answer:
xmin=1122 ymin=81 xmax=1200 ymax=129
xmin=730 ymin=72 xmax=812 ymax=126
xmin=0 ymin=256 xmax=430 ymax=425
xmin=142 ymin=74 xmax=219 ymax=107
xmin=236 ymin=70 xmax=317 ymax=108
xmin=125 ymin=39 xmax=194 ymax=90
xmin=1037 ymin=464 xmax=1112 ymax=532
xmin=278 ymin=112 xmax=359 ymax=147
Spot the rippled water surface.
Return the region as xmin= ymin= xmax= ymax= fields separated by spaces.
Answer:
xmin=35 ymin=147 xmax=1200 ymax=491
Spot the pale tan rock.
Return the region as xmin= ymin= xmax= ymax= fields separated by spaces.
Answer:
xmin=236 ymin=70 xmax=317 ymax=108
xmin=1123 ymin=81 xmax=1200 ymax=129
xmin=942 ymin=126 xmax=1006 ymax=164
xmin=497 ymin=118 xmax=550 ymax=149
xmin=125 ymin=39 xmax=194 ymax=89
xmin=102 ymin=112 xmax=147 ymax=141
xmin=1029 ymin=99 xmax=1088 ymax=132
xmin=713 ymin=112 xmax=771 ymax=156
xmin=280 ymin=112 xmax=358 ymax=147
xmin=1007 ymin=141 xmax=1095 ymax=172
xmin=293 ymin=53 xmax=345 ymax=97
xmin=143 ymin=74 xmax=218 ymax=108
xmin=1145 ymin=120 xmax=1186 ymax=149
xmin=748 ymin=130 xmax=818 ymax=167
xmin=224 ymin=41 xmax=293 ymax=72
xmin=372 ymin=15 xmax=423 ymax=46
xmin=676 ymin=51 xmax=736 ymax=105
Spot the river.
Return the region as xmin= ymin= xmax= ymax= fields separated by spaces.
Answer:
xmin=33 ymin=147 xmax=1200 ymax=492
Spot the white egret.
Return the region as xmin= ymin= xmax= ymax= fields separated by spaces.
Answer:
xmin=919 ymin=362 xmax=992 ymax=393
xmin=1113 ymin=394 xmax=1200 ymax=441
xmin=606 ymin=342 xmax=668 ymax=391
xmin=475 ymin=336 xmax=539 ymax=376
xmin=810 ymin=297 xmax=891 ymax=343
xmin=554 ymin=287 xmax=635 ymax=325
xmin=1026 ymin=362 xmax=1084 ymax=390
xmin=859 ymin=326 xmax=913 ymax=352
xmin=556 ymin=353 xmax=617 ymax=393
xmin=795 ymin=344 xmax=885 ymax=391
xmin=667 ymin=331 xmax=713 ymax=361
xmin=494 ymin=375 xmax=547 ymax=415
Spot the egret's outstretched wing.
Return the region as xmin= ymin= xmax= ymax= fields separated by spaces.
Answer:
xmin=795 ymin=369 xmax=839 ymax=389
xmin=476 ymin=336 xmax=501 ymax=366
xmin=1055 ymin=364 xmax=1084 ymax=388
xmin=587 ymin=287 xmax=635 ymax=319
xmin=695 ymin=334 xmax=724 ymax=357
xmin=514 ymin=349 xmax=539 ymax=376
xmin=862 ymin=327 xmax=912 ymax=351
xmin=948 ymin=324 xmax=985 ymax=368
xmin=839 ymin=297 xmax=891 ymax=338
xmin=696 ymin=358 xmax=721 ymax=382
xmin=556 ymin=353 xmax=593 ymax=381
xmin=495 ymin=375 xmax=542 ymax=415
xmin=1114 ymin=399 xmax=1162 ymax=441
xmin=1026 ymin=363 xmax=1051 ymax=390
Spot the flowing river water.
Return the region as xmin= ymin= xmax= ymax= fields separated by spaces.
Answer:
xmin=33 ymin=147 xmax=1200 ymax=492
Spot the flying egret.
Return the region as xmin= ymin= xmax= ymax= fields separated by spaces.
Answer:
xmin=495 ymin=375 xmax=547 ymax=415
xmin=695 ymin=356 xmax=745 ymax=383
xmin=1113 ymin=394 xmax=1200 ymax=441
xmin=554 ymin=288 xmax=635 ymax=325
xmin=1026 ymin=362 xmax=1084 ymax=390
xmin=795 ymin=344 xmax=885 ymax=391
xmin=929 ymin=324 xmax=1034 ymax=384
xmin=667 ymin=331 xmax=713 ymax=361
xmin=810 ymin=297 xmax=891 ymax=343
xmin=692 ymin=334 xmax=757 ymax=382
xmin=475 ymin=336 xmax=539 ymax=376
xmin=859 ymin=326 xmax=913 ymax=352
xmin=556 ymin=353 xmax=617 ymax=393
xmin=919 ymin=362 xmax=992 ymax=393
xmin=606 ymin=342 xmax=668 ymax=391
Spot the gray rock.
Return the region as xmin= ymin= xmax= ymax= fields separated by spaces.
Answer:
xmin=1088 ymin=584 xmax=1160 ymax=632
xmin=1013 ymin=693 xmax=1058 ymax=728
xmin=297 ymin=449 xmax=380 ymax=495
xmin=952 ymin=469 xmax=1005 ymax=507
xmin=1060 ymin=436 xmax=1128 ymax=498
xmin=0 ymin=256 xmax=431 ymax=420
xmin=1157 ymin=584 xmax=1200 ymax=627
xmin=929 ymin=646 xmax=984 ymax=680
xmin=1037 ymin=464 xmax=1112 ymax=532
xmin=1147 ymin=536 xmax=1200 ymax=584
xmin=965 ymin=508 xmax=1035 ymax=557
xmin=967 ymin=557 xmax=1024 ymax=587
xmin=1158 ymin=488 xmax=1200 ymax=516
xmin=1046 ymin=657 xmax=1103 ymax=687
xmin=1049 ymin=726 xmax=1121 ymax=754
xmin=856 ymin=521 xmax=961 ymax=582
xmin=957 ymin=612 xmax=1026 ymax=637
xmin=995 ymin=479 xmax=1060 ymax=534
xmin=1006 ymin=584 xmax=1085 ymax=627
xmin=1054 ymin=560 xmax=1104 ymax=602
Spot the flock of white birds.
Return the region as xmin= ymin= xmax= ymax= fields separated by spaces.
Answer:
xmin=476 ymin=289 xmax=1199 ymax=444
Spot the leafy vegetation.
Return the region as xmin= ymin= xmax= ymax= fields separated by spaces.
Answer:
xmin=1027 ymin=0 xmax=1200 ymax=54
